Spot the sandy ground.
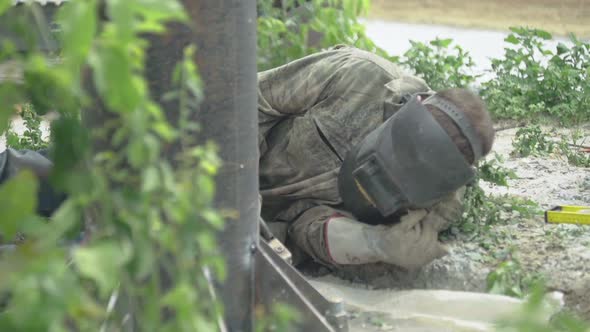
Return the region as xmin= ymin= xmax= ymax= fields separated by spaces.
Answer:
xmin=481 ymin=125 xmax=590 ymax=208
xmin=368 ymin=0 xmax=590 ymax=39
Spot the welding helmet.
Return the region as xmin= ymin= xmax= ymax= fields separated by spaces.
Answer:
xmin=337 ymin=94 xmax=483 ymax=223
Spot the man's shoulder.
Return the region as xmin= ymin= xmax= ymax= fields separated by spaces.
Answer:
xmin=322 ymin=45 xmax=404 ymax=77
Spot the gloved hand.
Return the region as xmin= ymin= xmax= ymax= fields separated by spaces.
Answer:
xmin=428 ymin=186 xmax=467 ymax=232
xmin=326 ymin=209 xmax=450 ymax=270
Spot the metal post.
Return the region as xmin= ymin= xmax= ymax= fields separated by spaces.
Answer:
xmin=89 ymin=0 xmax=258 ymax=328
xmin=142 ymin=1 xmax=347 ymax=330
xmin=181 ymin=1 xmax=259 ymax=330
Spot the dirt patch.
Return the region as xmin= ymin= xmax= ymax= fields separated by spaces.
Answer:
xmin=567 ymin=278 xmax=590 ymax=319
xmin=480 ymin=125 xmax=590 ymax=208
xmin=497 ymin=218 xmax=590 ymax=318
xmin=367 ymin=0 xmax=590 ymax=38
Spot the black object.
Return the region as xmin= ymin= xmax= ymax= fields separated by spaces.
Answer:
xmin=0 ymin=2 xmax=62 ymax=53
xmin=423 ymin=95 xmax=484 ymax=161
xmin=338 ymin=94 xmax=476 ymax=223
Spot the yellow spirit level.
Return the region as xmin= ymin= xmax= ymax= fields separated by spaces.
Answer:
xmin=545 ymin=206 xmax=590 ymax=225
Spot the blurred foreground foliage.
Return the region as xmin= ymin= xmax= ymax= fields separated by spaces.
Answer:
xmin=0 ymin=0 xmax=226 ymax=331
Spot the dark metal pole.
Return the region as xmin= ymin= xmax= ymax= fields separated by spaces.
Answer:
xmin=143 ymin=2 xmax=345 ymax=331
xmin=182 ymin=1 xmax=259 ymax=331
xmin=132 ymin=0 xmax=260 ymax=328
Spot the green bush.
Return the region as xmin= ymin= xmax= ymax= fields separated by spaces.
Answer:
xmin=479 ymin=153 xmax=517 ymax=187
xmin=257 ymin=0 xmax=391 ymax=70
xmin=511 ymin=125 xmax=556 ymax=157
xmin=481 ymin=28 xmax=590 ymax=124
xmin=557 ymin=130 xmax=590 ymax=168
xmin=0 ymin=1 xmax=393 ymax=329
xmin=401 ymin=27 xmax=590 ymax=125
xmin=455 ymin=185 xmax=538 ymax=236
xmin=487 ymin=252 xmax=539 ymax=298
xmin=398 ymin=37 xmax=477 ymax=90
xmin=5 ymin=104 xmax=48 ymax=150
xmin=511 ymin=125 xmax=590 ymax=167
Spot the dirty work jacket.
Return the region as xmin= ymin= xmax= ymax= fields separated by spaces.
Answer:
xmin=0 ymin=46 xmax=436 ymax=265
xmin=257 ymin=45 xmax=434 ymax=265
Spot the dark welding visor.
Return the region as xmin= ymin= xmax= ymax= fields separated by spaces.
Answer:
xmin=338 ymin=95 xmax=476 ymax=222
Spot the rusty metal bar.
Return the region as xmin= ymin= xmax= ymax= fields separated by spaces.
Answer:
xmin=256 ymin=240 xmax=348 ymax=331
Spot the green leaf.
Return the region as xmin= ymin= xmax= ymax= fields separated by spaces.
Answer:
xmin=534 ymin=29 xmax=552 ymax=40
xmin=144 ymin=134 xmax=161 ymax=162
xmin=105 ymin=0 xmax=135 ymax=43
xmin=162 ymin=282 xmax=195 ymax=313
xmin=556 ymin=43 xmax=570 ymax=55
xmin=0 ymin=84 xmax=24 ymax=134
xmin=430 ymin=38 xmax=453 ymax=48
xmin=202 ymin=209 xmax=224 ymax=229
xmin=504 ymin=35 xmax=520 ymax=45
xmin=58 ymin=0 xmax=97 ymax=64
xmin=511 ymin=285 xmax=523 ymax=297
xmin=509 ymin=26 xmax=526 ymax=35
xmin=89 ymin=44 xmax=142 ymax=112
xmin=49 ymin=116 xmax=90 ymax=188
xmin=41 ymin=199 xmax=83 ymax=245
xmin=127 ymin=138 xmax=148 ymax=168
xmin=0 ymin=0 xmax=10 ymax=15
xmin=130 ymin=236 xmax=155 ymax=280
xmin=153 ymin=121 xmax=177 ymax=142
xmin=73 ymin=241 xmax=132 ymax=295
xmin=196 ymin=233 xmax=218 ymax=254
xmin=196 ymin=175 xmax=215 ymax=203
xmin=0 ymin=170 xmax=38 ymax=239
xmin=132 ymin=0 xmax=188 ymax=33
xmin=159 ymin=161 xmax=176 ymax=192
xmin=24 ymin=56 xmax=75 ymax=115
xmin=141 ymin=166 xmax=160 ymax=193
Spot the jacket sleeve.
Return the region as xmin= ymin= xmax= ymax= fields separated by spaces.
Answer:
xmin=287 ymin=204 xmax=355 ymax=267
xmin=258 ymin=52 xmax=340 ymax=118
xmin=0 ymin=148 xmax=66 ymax=218
xmin=286 ymin=188 xmax=466 ymax=267
xmin=257 ymin=50 xmax=344 ymax=155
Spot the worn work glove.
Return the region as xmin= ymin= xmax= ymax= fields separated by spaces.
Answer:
xmin=326 ymin=209 xmax=449 ymax=270
xmin=428 ymin=186 xmax=467 ymax=232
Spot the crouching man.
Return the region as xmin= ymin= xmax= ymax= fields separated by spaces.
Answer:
xmin=257 ymin=45 xmax=495 ymax=270
xmin=1 ymin=45 xmax=495 ymax=271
